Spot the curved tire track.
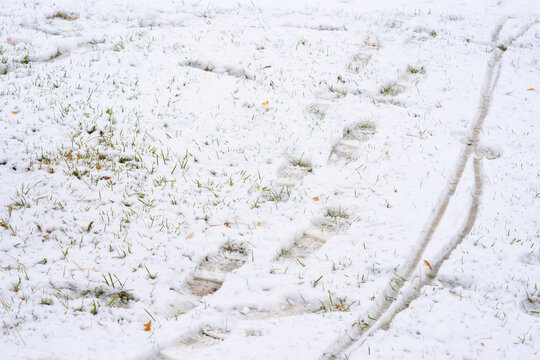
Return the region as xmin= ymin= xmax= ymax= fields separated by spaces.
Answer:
xmin=321 ymin=18 xmax=539 ymax=360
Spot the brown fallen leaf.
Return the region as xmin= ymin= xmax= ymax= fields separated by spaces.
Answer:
xmin=12 ymin=111 xmax=20 ymax=115
xmin=186 ymin=232 xmax=194 ymax=239
xmin=312 ymin=197 xmax=319 ymax=201
xmin=144 ymin=320 xmax=151 ymax=331
xmin=527 ymin=88 xmax=535 ymax=91
xmin=101 ymin=176 xmax=111 ymax=180
xmin=424 ymin=259 xmax=433 ymax=270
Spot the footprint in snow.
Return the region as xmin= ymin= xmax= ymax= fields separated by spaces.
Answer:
xmin=330 ymin=121 xmax=376 ymax=161
xmin=264 ymin=157 xmax=313 ymax=202
xmin=186 ymin=242 xmax=248 ymax=297
xmin=277 ymin=207 xmax=352 ymax=261
xmin=159 ymin=328 xmax=228 ymax=360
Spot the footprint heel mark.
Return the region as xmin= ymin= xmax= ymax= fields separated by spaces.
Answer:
xmin=276 ymin=157 xmax=312 ymax=186
xmin=317 ymin=206 xmax=353 ymax=232
xmin=330 ymin=121 xmax=376 ymax=160
xmin=187 ymin=242 xmax=248 ymax=297
xmin=290 ymin=229 xmax=329 ymax=259
xmin=159 ymin=328 xmax=228 ymax=360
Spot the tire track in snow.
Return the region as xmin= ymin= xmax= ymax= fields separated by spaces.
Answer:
xmin=321 ymin=18 xmax=539 ymax=359
xmin=363 ymin=154 xmax=484 ymax=338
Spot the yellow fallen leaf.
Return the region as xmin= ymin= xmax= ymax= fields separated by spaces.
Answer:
xmin=527 ymin=88 xmax=535 ymax=91
xmin=262 ymin=100 xmax=269 ymax=106
xmin=312 ymin=197 xmax=319 ymax=201
xmin=144 ymin=321 xmax=151 ymax=331
xmin=12 ymin=111 xmax=20 ymax=115
xmin=424 ymin=259 xmax=433 ymax=270
xmin=257 ymin=221 xmax=261 ymax=227
xmin=186 ymin=232 xmax=194 ymax=239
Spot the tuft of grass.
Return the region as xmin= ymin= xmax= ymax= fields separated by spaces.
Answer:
xmin=291 ymin=155 xmax=312 ymax=172
xmin=407 ymin=65 xmax=425 ymax=74
xmin=50 ymin=50 xmax=62 ymax=60
xmin=113 ymin=40 xmax=125 ymax=52
xmin=314 ymin=295 xmax=354 ymax=313
xmin=21 ymin=55 xmax=31 ymax=65
xmin=264 ymin=188 xmax=289 ymax=202
xmin=307 ymin=103 xmax=326 ymax=119
xmin=48 ymin=12 xmax=79 ymax=21
xmin=276 ymin=247 xmax=292 ymax=260
xmin=222 ymin=241 xmax=246 ymax=254
xmin=327 ymin=84 xmax=347 ymax=98
xmin=380 ymin=83 xmax=404 ymax=96
xmin=325 ymin=207 xmax=349 ymax=219
xmin=40 ymin=298 xmax=53 ymax=305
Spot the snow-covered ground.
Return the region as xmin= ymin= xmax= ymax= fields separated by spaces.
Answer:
xmin=0 ymin=1 xmax=539 ymax=359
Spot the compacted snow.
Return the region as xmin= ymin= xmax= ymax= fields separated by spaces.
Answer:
xmin=0 ymin=1 xmax=539 ymax=359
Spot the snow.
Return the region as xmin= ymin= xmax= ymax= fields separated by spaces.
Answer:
xmin=0 ymin=0 xmax=539 ymax=359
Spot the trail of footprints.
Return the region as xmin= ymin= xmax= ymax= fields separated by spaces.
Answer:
xmin=160 ymin=31 xmax=438 ymax=359
xmin=161 ymin=82 xmax=379 ymax=359
xmin=270 ymin=119 xmax=376 ymax=202
xmin=160 ymin=207 xmax=354 ymax=359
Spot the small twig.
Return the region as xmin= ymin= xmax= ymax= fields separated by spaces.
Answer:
xmin=208 ymin=222 xmax=248 ymax=228
xmin=201 ymin=329 xmax=224 ymax=341
xmin=406 ymin=133 xmax=425 ymax=140
xmin=0 ymin=295 xmax=26 ymax=346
